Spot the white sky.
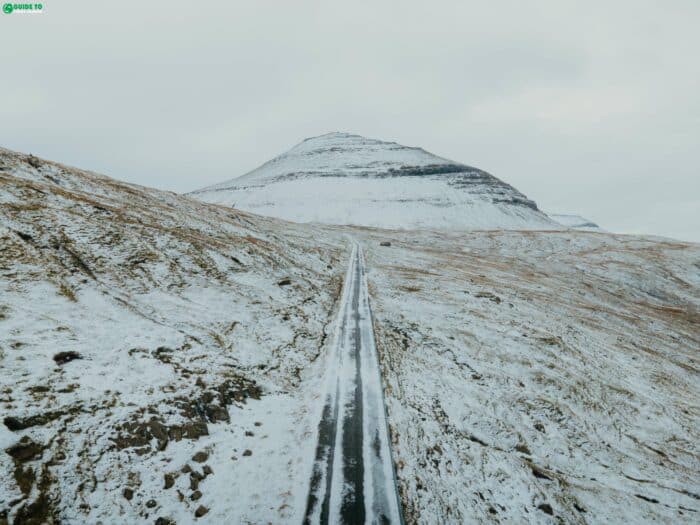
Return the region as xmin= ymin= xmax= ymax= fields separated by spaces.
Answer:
xmin=1 ymin=0 xmax=698 ymax=241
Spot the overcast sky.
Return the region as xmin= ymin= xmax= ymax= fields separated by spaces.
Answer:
xmin=2 ymin=1 xmax=698 ymax=241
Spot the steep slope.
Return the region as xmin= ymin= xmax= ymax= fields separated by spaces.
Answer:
xmin=190 ymin=132 xmax=558 ymax=230
xmin=0 ymin=148 xmax=347 ymax=524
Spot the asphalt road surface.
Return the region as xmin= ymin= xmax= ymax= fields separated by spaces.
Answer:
xmin=304 ymin=244 xmax=403 ymax=525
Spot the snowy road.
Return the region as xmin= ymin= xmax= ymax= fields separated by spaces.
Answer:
xmin=304 ymin=244 xmax=403 ymax=525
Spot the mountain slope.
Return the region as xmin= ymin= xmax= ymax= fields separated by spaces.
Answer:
xmin=0 ymin=147 xmax=347 ymax=524
xmin=2 ymin=146 xmax=699 ymax=524
xmin=355 ymin=227 xmax=700 ymax=524
xmin=189 ymin=132 xmax=558 ymax=230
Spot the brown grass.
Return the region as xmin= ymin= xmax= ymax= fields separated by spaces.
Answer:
xmin=57 ymin=282 xmax=77 ymax=302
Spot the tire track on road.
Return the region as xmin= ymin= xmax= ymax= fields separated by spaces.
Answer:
xmin=304 ymin=243 xmax=402 ymax=525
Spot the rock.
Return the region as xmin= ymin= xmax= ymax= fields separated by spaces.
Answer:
xmin=635 ymin=494 xmax=660 ymax=504
xmin=13 ymin=464 xmax=36 ymax=497
xmin=123 ymin=488 xmax=134 ymax=501
xmin=190 ymin=490 xmax=202 ymax=501
xmin=202 ymin=465 xmax=213 ymax=477
xmin=205 ymin=405 xmax=229 ymax=423
xmin=474 ymin=291 xmax=501 ymax=304
xmin=180 ymin=421 xmax=209 ymax=440
xmin=254 ymin=421 xmax=262 ymax=427
xmin=531 ymin=466 xmax=551 ymax=480
xmin=6 ymin=437 xmax=44 ymax=462
xmin=242 ymin=449 xmax=252 ymax=457
xmin=26 ymin=385 xmax=50 ymax=393
xmin=53 ymin=351 xmax=82 ymax=365
xmin=27 ymin=155 xmax=42 ymax=169
xmin=192 ymin=451 xmax=208 ymax=463
xmin=154 ymin=518 xmax=176 ymax=525
xmin=111 ymin=421 xmax=154 ymax=450
xmin=181 ymin=464 xmax=192 ymax=474
xmin=164 ymin=473 xmax=175 ymax=489
xmin=166 ymin=421 xmax=209 ymax=442
xmin=515 ymin=443 xmax=531 ymax=455
xmin=194 ymin=505 xmax=209 ymax=518
xmin=189 ymin=472 xmax=203 ymax=490
xmin=146 ymin=499 xmax=157 ymax=508
xmin=380 ymin=241 xmax=391 ymax=247
xmin=537 ymin=503 xmax=553 ymax=515
xmin=245 ymin=431 xmax=254 ymax=437
xmin=277 ymin=277 xmax=292 ymax=286
xmin=148 ymin=420 xmax=169 ymax=442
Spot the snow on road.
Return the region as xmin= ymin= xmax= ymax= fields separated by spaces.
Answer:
xmin=304 ymin=244 xmax=403 ymax=524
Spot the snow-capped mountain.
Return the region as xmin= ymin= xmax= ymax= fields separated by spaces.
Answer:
xmin=190 ymin=132 xmax=558 ymax=230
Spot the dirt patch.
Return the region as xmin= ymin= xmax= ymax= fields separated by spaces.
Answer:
xmin=474 ymin=291 xmax=501 ymax=304
xmin=5 ymin=437 xmax=46 ymax=500
xmin=111 ymin=375 xmax=261 ymax=453
xmin=53 ymin=351 xmax=82 ymax=365
xmin=12 ymin=464 xmax=58 ymax=525
xmin=6 ymin=436 xmax=44 ymax=462
xmin=4 ymin=404 xmax=82 ymax=431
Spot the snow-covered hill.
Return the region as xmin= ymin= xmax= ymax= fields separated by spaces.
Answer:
xmin=357 ymin=228 xmax=700 ymax=524
xmin=0 ymin=147 xmax=347 ymax=524
xmin=548 ymin=213 xmax=603 ymax=231
xmin=2 ymin=147 xmax=698 ymax=524
xmin=189 ymin=132 xmax=558 ymax=230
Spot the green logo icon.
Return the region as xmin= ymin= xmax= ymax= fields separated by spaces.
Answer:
xmin=2 ymin=4 xmax=13 ymax=14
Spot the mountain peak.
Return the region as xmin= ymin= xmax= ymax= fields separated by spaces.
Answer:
xmin=200 ymin=132 xmax=458 ymax=191
xmin=190 ymin=133 xmax=557 ymax=231
xmin=303 ymin=131 xmax=363 ymax=140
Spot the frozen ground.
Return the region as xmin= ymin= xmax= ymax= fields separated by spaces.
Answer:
xmin=354 ymin=228 xmax=700 ymax=524
xmin=0 ymin=148 xmax=347 ymax=524
xmin=2 ymin=146 xmax=699 ymax=524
